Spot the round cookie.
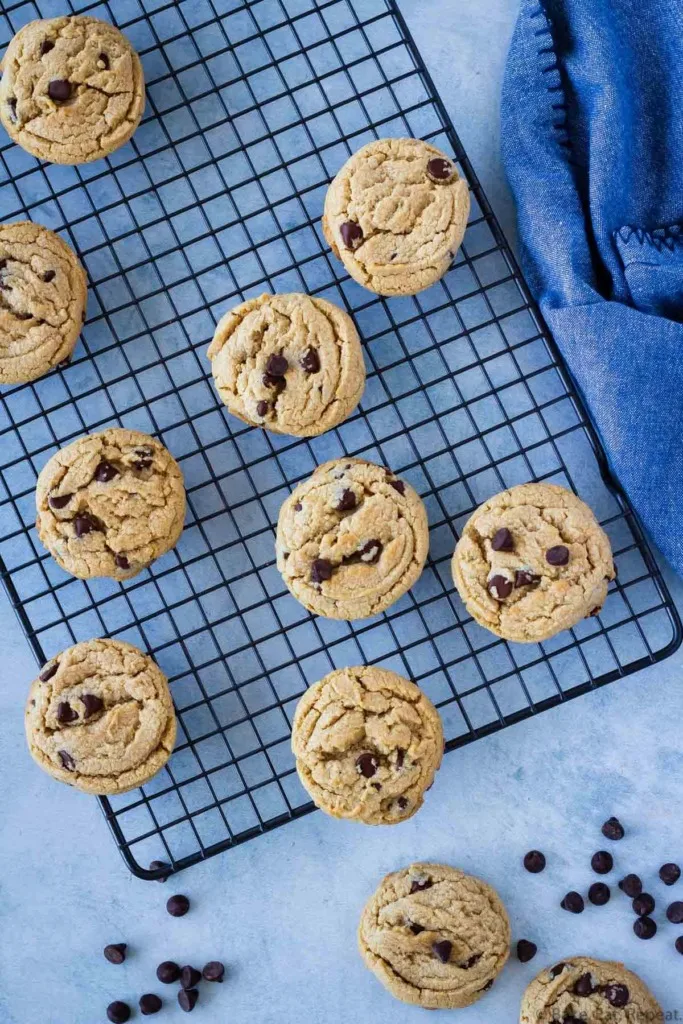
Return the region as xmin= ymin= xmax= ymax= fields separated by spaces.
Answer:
xmin=0 ymin=221 xmax=87 ymax=385
xmin=452 ymin=482 xmax=615 ymax=643
xmin=291 ymin=666 xmax=443 ymax=825
xmin=358 ymin=862 xmax=510 ymax=1008
xmin=36 ymin=427 xmax=186 ymax=581
xmin=207 ymin=292 xmax=365 ymax=437
xmin=25 ymin=638 xmax=176 ymax=795
xmin=520 ymin=956 xmax=663 ymax=1024
xmin=322 ymin=137 xmax=470 ymax=296
xmin=276 ymin=457 xmax=429 ymax=619
xmin=0 ymin=16 xmax=145 ymax=165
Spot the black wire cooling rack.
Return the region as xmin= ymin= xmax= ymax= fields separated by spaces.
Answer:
xmin=0 ymin=0 xmax=680 ymax=878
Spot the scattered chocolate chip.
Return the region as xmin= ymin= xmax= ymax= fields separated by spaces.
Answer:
xmin=675 ymin=936 xmax=683 ymax=955
xmin=591 ymin=850 xmax=613 ymax=874
xmin=41 ymin=40 xmax=55 ymax=55
xmin=409 ymin=878 xmax=433 ymax=894
xmin=667 ymin=901 xmax=683 ymax=924
xmin=180 ymin=966 xmax=201 ymax=990
xmin=491 ymin=527 xmax=513 ymax=551
xmin=432 ymin=940 xmax=452 ymax=963
xmin=94 ymin=460 xmax=119 ymax=483
xmin=516 ymin=939 xmax=537 ymax=963
xmin=550 ymin=963 xmax=566 ymax=979
xmin=7 ymin=98 xmax=17 ymax=122
xmin=139 ymin=993 xmax=162 ymax=1016
xmin=619 ymin=873 xmax=642 ymax=897
xmin=560 ymin=891 xmax=584 ymax=914
xmin=107 ymin=1002 xmax=130 ymax=1023
xmin=178 ymin=989 xmax=198 ymax=1013
xmin=359 ymin=539 xmax=382 ymax=564
xmin=266 ymin=352 xmax=288 ymax=376
xmin=602 ymin=816 xmax=625 ymax=840
xmin=39 ymin=661 xmax=59 ymax=682
xmin=573 ymin=973 xmax=594 ymax=996
xmin=589 ymin=882 xmax=610 ymax=906
xmin=58 ymin=749 xmax=75 ymax=771
xmin=524 ymin=850 xmax=546 ymax=873
xmin=409 ymin=922 xmax=424 ymax=935
xmin=514 ymin=569 xmax=541 ymax=588
xmin=660 ymin=863 xmax=681 ymax=886
xmin=340 ymin=221 xmax=363 ymax=249
xmin=48 ymin=79 xmax=71 ymax=102
xmin=396 ymin=796 xmax=408 ymax=809
xmin=42 ymin=270 xmax=56 ymax=282
xmin=311 ymin=558 xmax=333 ymax=583
xmin=389 ymin=479 xmax=405 ymax=495
xmin=156 ymin=961 xmax=180 ymax=984
xmin=634 ymin=916 xmax=657 ymax=939
xmin=633 ymin=893 xmax=655 ymax=917
xmin=603 ymin=984 xmax=629 ymax=1008
xmin=166 ymin=894 xmax=190 ymax=917
xmin=81 ymin=693 xmax=103 ymax=718
xmin=336 ymin=489 xmax=356 ymax=512
xmin=103 ymin=943 xmax=127 ymax=965
xmin=149 ymin=860 xmax=171 ymax=882
xmin=202 ymin=961 xmax=225 ymax=982
xmin=301 ymin=347 xmax=320 ymax=374
xmin=546 ymin=545 xmax=569 ymax=566
xmin=356 ymin=752 xmax=378 ymax=778
xmin=99 ymin=52 xmax=110 ymax=69
xmin=74 ymin=513 xmax=99 ymax=537
xmin=114 ymin=554 xmax=130 ymax=571
xmin=256 ymin=400 xmax=269 ymax=417
xmin=426 ymin=157 xmax=455 ymax=182
xmin=488 ymin=574 xmax=512 ymax=600
xmin=57 ymin=701 xmax=78 ymax=724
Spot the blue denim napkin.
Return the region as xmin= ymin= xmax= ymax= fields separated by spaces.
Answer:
xmin=502 ymin=0 xmax=683 ymax=573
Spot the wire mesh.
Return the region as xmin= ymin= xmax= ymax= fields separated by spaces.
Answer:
xmin=0 ymin=0 xmax=680 ymax=878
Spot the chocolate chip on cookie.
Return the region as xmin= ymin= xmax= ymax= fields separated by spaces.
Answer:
xmin=310 ymin=558 xmax=333 ymax=583
xmin=340 ymin=221 xmax=363 ymax=250
xmin=573 ymin=973 xmax=594 ymax=996
xmin=356 ymin=752 xmax=378 ymax=778
xmin=426 ymin=157 xmax=456 ymax=183
xmin=487 ymin=573 xmax=513 ymax=600
xmin=491 ymin=527 xmax=514 ymax=551
xmin=546 ymin=544 xmax=569 ymax=566
xmin=432 ymin=940 xmax=452 ymax=963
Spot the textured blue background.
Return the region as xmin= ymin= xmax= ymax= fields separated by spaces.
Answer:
xmin=1 ymin=2 xmax=683 ymax=1022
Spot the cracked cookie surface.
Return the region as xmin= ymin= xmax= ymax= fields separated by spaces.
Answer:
xmin=276 ymin=457 xmax=429 ymax=620
xmin=291 ymin=666 xmax=443 ymax=825
xmin=322 ymin=137 xmax=470 ymax=296
xmin=36 ymin=427 xmax=186 ymax=581
xmin=520 ymin=956 xmax=663 ymax=1024
xmin=207 ymin=292 xmax=365 ymax=437
xmin=359 ymin=862 xmax=510 ymax=1008
xmin=0 ymin=16 xmax=145 ymax=164
xmin=25 ymin=638 xmax=176 ymax=795
xmin=452 ymin=482 xmax=615 ymax=643
xmin=0 ymin=221 xmax=87 ymax=384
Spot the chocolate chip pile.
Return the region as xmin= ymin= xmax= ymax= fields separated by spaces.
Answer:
xmin=515 ymin=817 xmax=683 ymax=962
xmin=103 ymin=875 xmax=225 ymax=1020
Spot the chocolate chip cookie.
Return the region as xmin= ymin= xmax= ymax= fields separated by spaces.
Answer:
xmin=276 ymin=458 xmax=429 ymax=619
xmin=322 ymin=137 xmax=470 ymax=296
xmin=520 ymin=956 xmax=663 ymax=1024
xmin=207 ymin=292 xmax=365 ymax=437
xmin=291 ymin=666 xmax=443 ymax=825
xmin=36 ymin=428 xmax=186 ymax=580
xmin=0 ymin=16 xmax=145 ymax=164
xmin=452 ymin=482 xmax=615 ymax=643
xmin=0 ymin=221 xmax=87 ymax=384
xmin=25 ymin=638 xmax=176 ymax=795
xmin=359 ymin=863 xmax=510 ymax=1008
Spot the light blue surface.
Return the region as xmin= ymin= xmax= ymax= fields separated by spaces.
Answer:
xmin=2 ymin=2 xmax=683 ymax=1022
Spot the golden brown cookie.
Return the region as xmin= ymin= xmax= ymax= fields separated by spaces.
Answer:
xmin=0 ymin=16 xmax=145 ymax=164
xmin=291 ymin=666 xmax=443 ymax=825
xmin=25 ymin=639 xmax=176 ymax=795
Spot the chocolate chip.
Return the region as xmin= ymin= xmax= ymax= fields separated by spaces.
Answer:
xmin=634 ymin=916 xmax=657 ymax=939
xmin=7 ymin=98 xmax=17 ymax=123
xmin=633 ymin=893 xmax=655 ymax=916
xmin=491 ymin=527 xmax=513 ymax=551
xmin=39 ymin=661 xmax=59 ymax=682
xmin=601 ymin=815 xmax=625 ymax=840
xmin=114 ymin=554 xmax=130 ymax=571
xmin=573 ymin=973 xmax=594 ymax=996
xmin=389 ymin=479 xmax=405 ymax=495
xmin=134 ymin=458 xmax=152 ymax=471
xmin=149 ymin=860 xmax=171 ymax=882
xmin=103 ymin=943 xmax=127 ymax=965
xmin=479 ymin=979 xmax=494 ymax=992
xmin=336 ymin=489 xmax=356 ymax=512
xmin=359 ymin=539 xmax=382 ymax=564
xmin=294 ymin=503 xmax=302 ymax=512
xmin=546 ymin=545 xmax=569 ymax=566
xmin=619 ymin=873 xmax=642 ymax=897
xmin=562 ymin=1018 xmax=583 ymax=1024
xmin=178 ymin=988 xmax=198 ymax=1013
xmin=94 ymin=460 xmax=119 ymax=483
xmin=0 ymin=259 xmax=6 ymax=270
xmin=99 ymin=52 xmax=110 ymax=69
xmin=180 ymin=966 xmax=201 ymax=990
xmin=256 ymin=400 xmax=269 ymax=417
xmin=340 ymin=221 xmax=363 ymax=249
xmin=266 ymin=352 xmax=288 ymax=376
xmin=41 ymin=41 xmax=55 ymax=55
xmin=409 ymin=922 xmax=424 ymax=935
xmin=139 ymin=993 xmax=162 ymax=1016
xmin=591 ymin=850 xmax=613 ymax=874
xmin=460 ymin=953 xmax=481 ymax=969
xmin=589 ymin=882 xmax=610 ymax=906
xmin=356 ymin=752 xmax=378 ymax=778
xmin=202 ymin=961 xmax=225 ymax=982
xmin=301 ymin=347 xmax=320 ymax=374
xmin=603 ymin=984 xmax=629 ymax=1008
xmin=396 ymin=748 xmax=405 ymax=769
xmin=523 ymin=850 xmax=546 ymax=873
xmin=550 ymin=963 xmax=566 ymax=978
xmin=675 ymin=936 xmax=683 ymax=955
xmin=560 ymin=891 xmax=584 ymax=914
xmin=81 ymin=693 xmax=103 ymax=718
xmin=262 ymin=372 xmax=286 ymax=389
xmin=488 ymin=574 xmax=512 ymax=600
xmin=588 ymin=606 xmax=601 ymax=616
xmin=43 ymin=270 xmax=56 ymax=282
xmin=432 ymin=940 xmax=452 ymax=963
xmin=311 ymin=558 xmax=333 ymax=583
xmin=58 ymin=749 xmax=75 ymax=771
xmin=107 ymin=1002 xmax=131 ymax=1023
xmin=156 ymin=961 xmax=180 ymax=984
xmin=48 ymin=79 xmax=71 ymax=102
xmin=57 ymin=701 xmax=78 ymax=724
xmin=667 ymin=901 xmax=683 ymax=924
xmin=166 ymin=894 xmax=190 ymax=917
xmin=514 ymin=569 xmax=541 ymax=588
xmin=74 ymin=513 xmax=99 ymax=537
xmin=16 ymin=311 xmax=32 ymax=321
xmin=135 ymin=447 xmax=153 ymax=457
xmin=409 ymin=878 xmax=433 ymax=894
xmin=426 ymin=157 xmax=455 ymax=181
xmin=516 ymin=939 xmax=537 ymax=963
xmin=660 ymin=862 xmax=681 ymax=886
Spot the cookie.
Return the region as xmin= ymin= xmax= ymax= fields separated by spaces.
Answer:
xmin=452 ymin=482 xmax=615 ymax=643
xmin=0 ymin=16 xmax=145 ymax=164
xmin=207 ymin=292 xmax=365 ymax=437
xmin=25 ymin=638 xmax=176 ymax=795
xmin=322 ymin=137 xmax=470 ymax=296
xmin=291 ymin=666 xmax=443 ymax=825
xmin=36 ymin=427 xmax=186 ymax=581
xmin=0 ymin=221 xmax=87 ymax=385
xmin=358 ymin=862 xmax=510 ymax=1008
xmin=276 ymin=458 xmax=429 ymax=619
xmin=520 ymin=956 xmax=663 ymax=1024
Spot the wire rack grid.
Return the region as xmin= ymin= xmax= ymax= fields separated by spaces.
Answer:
xmin=0 ymin=0 xmax=680 ymax=878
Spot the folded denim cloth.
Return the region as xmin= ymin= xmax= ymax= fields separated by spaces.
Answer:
xmin=502 ymin=0 xmax=683 ymax=573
